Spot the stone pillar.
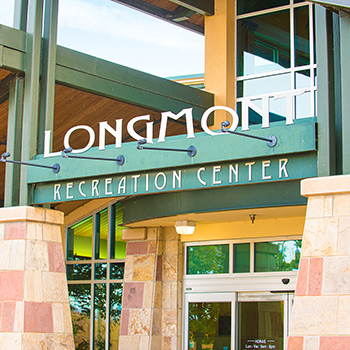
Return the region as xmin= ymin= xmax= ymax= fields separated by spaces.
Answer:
xmin=287 ymin=175 xmax=350 ymax=350
xmin=119 ymin=226 xmax=183 ymax=350
xmin=0 ymin=206 xmax=74 ymax=349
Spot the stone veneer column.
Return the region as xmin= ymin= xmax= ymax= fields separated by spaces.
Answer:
xmin=119 ymin=226 xmax=183 ymax=350
xmin=287 ymin=175 xmax=350 ymax=350
xmin=0 ymin=206 xmax=74 ymax=349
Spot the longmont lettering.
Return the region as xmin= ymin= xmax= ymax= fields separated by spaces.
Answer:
xmin=52 ymin=158 xmax=289 ymax=201
xmin=43 ymin=102 xmax=303 ymax=158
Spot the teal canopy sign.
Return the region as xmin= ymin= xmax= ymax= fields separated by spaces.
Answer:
xmin=27 ymin=118 xmax=317 ymax=204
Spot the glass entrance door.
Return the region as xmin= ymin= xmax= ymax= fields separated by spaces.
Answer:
xmin=184 ymin=293 xmax=293 ymax=350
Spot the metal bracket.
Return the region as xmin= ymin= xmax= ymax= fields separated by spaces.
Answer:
xmin=0 ymin=152 xmax=60 ymax=173
xmin=221 ymin=121 xmax=277 ymax=147
xmin=62 ymin=147 xmax=125 ymax=166
xmin=137 ymin=139 xmax=197 ymax=157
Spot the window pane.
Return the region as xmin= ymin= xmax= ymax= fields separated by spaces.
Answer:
xmin=111 ymin=204 xmax=127 ymax=259
xmin=96 ymin=208 xmax=108 ymax=259
xmin=67 ymin=264 xmax=91 ymax=281
xmin=109 ymin=283 xmax=123 ymax=350
xmin=234 ymin=243 xmax=250 ymax=273
xmin=238 ymin=301 xmax=284 ymax=350
xmin=295 ymin=6 xmax=310 ymax=66
xmin=237 ymin=11 xmax=290 ymax=76
xmin=237 ymin=0 xmax=289 ymax=16
xmin=189 ymin=302 xmax=231 ymax=349
xmin=94 ymin=284 xmax=107 ymax=349
xmin=67 ymin=216 xmax=93 ymax=260
xmin=255 ymin=240 xmax=302 ymax=272
xmin=237 ymin=73 xmax=291 ymax=98
xmin=69 ymin=284 xmax=91 ymax=349
xmin=187 ymin=245 xmax=229 ymax=274
xmin=110 ymin=263 xmax=125 ymax=280
xmin=95 ymin=263 xmax=107 ymax=280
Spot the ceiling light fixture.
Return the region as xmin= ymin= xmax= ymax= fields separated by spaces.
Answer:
xmin=174 ymin=220 xmax=196 ymax=235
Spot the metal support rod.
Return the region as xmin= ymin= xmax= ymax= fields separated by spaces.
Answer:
xmin=63 ymin=148 xmax=125 ymax=165
xmin=221 ymin=121 xmax=277 ymax=147
xmin=1 ymin=152 xmax=60 ymax=173
xmin=137 ymin=139 xmax=197 ymax=157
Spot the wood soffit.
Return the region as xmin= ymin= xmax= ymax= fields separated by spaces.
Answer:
xmin=0 ymin=67 xmax=202 ymax=203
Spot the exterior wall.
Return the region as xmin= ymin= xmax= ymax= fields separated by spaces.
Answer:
xmin=287 ymin=175 xmax=350 ymax=350
xmin=0 ymin=206 xmax=74 ymax=350
xmin=119 ymin=227 xmax=183 ymax=350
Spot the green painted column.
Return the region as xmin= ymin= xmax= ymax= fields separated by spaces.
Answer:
xmin=4 ymin=77 xmax=24 ymax=207
xmin=38 ymin=0 xmax=59 ymax=155
xmin=315 ymin=5 xmax=336 ymax=176
xmin=14 ymin=0 xmax=28 ymax=31
xmin=339 ymin=10 xmax=350 ymax=174
xmin=19 ymin=0 xmax=44 ymax=205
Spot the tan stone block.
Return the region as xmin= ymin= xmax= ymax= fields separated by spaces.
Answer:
xmin=337 ymin=296 xmax=350 ymax=334
xmin=163 ymin=255 xmax=178 ymax=281
xmin=338 ymin=217 xmax=350 ymax=256
xmin=23 ymin=333 xmax=46 ymax=350
xmin=147 ymin=227 xmax=158 ymax=241
xmin=164 ymin=227 xmax=178 ymax=241
xmin=334 ymin=194 xmax=350 ymax=217
xmin=301 ymin=175 xmax=350 ymax=197
xmin=25 ymin=240 xmax=49 ymax=271
xmin=43 ymin=272 xmax=69 ymax=302
xmin=289 ymin=296 xmax=337 ymax=335
xmin=133 ymin=255 xmax=155 ymax=281
xmin=0 ymin=223 xmax=5 ymax=239
xmin=52 ymin=303 xmax=65 ymax=333
xmin=45 ymin=334 xmax=75 ymax=349
xmin=45 ymin=209 xmax=64 ymax=225
xmin=177 ymin=309 xmax=182 ymax=336
xmin=154 ymin=282 xmax=162 ymax=309
xmin=13 ymin=301 xmax=23 ymax=332
xmin=129 ymin=309 xmax=151 ymax=335
xmin=304 ymin=336 xmax=320 ymax=350
xmin=157 ymin=240 xmax=163 ymax=255
xmin=43 ymin=224 xmax=62 ymax=242
xmin=171 ymin=240 xmax=179 ymax=255
xmin=140 ymin=335 xmax=150 ymax=349
xmin=162 ymin=282 xmax=171 ymax=309
xmin=302 ymin=218 xmax=338 ymax=257
xmin=164 ymin=240 xmax=172 ymax=255
xmin=118 ymin=335 xmax=140 ymax=350
xmin=324 ymin=196 xmax=333 ymax=217
xmin=122 ymin=228 xmax=146 ymax=241
xmin=27 ymin=222 xmax=43 ymax=240
xmin=162 ymin=309 xmax=177 ymax=336
xmin=0 ymin=206 xmax=43 ymax=223
xmin=143 ymin=282 xmax=153 ymax=309
xmin=150 ymin=335 xmax=162 ymax=350
xmin=323 ymin=257 xmax=350 ymax=294
xmin=63 ymin=303 xmax=73 ymax=334
xmin=0 ymin=241 xmax=11 ymax=269
xmin=124 ymin=255 xmax=134 ymax=282
xmin=306 ymin=196 xmax=324 ymax=218
xmin=9 ymin=240 xmax=25 ymax=270
xmin=24 ymin=270 xmax=43 ymax=301
xmin=0 ymin=333 xmax=22 ymax=350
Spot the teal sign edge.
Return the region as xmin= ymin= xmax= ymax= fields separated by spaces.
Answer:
xmin=31 ymin=152 xmax=317 ymax=204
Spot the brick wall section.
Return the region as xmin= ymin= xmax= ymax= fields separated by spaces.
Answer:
xmin=287 ymin=175 xmax=350 ymax=350
xmin=0 ymin=206 xmax=74 ymax=350
xmin=119 ymin=226 xmax=183 ymax=350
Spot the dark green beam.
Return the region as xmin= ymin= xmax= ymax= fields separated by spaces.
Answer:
xmin=55 ymin=46 xmax=213 ymax=120
xmin=122 ymin=180 xmax=306 ymax=225
xmin=339 ymin=11 xmax=350 ymax=174
xmin=4 ymin=76 xmax=24 ymax=207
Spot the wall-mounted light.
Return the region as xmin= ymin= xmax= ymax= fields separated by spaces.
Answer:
xmin=137 ymin=139 xmax=197 ymax=157
xmin=174 ymin=220 xmax=196 ymax=235
xmin=249 ymin=214 xmax=256 ymax=224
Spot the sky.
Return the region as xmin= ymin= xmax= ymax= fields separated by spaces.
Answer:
xmin=0 ymin=0 xmax=204 ymax=77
